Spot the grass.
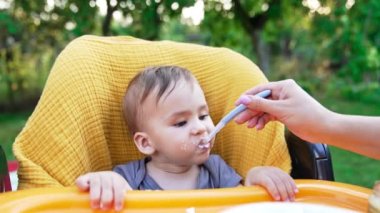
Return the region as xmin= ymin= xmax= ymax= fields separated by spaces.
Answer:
xmin=0 ymin=96 xmax=379 ymax=189
xmin=0 ymin=111 xmax=32 ymax=160
xmin=317 ymin=96 xmax=380 ymax=189
xmin=329 ymin=147 xmax=379 ymax=188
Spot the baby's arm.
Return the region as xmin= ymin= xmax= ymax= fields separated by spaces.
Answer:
xmin=245 ymin=166 xmax=298 ymax=201
xmin=76 ymin=171 xmax=132 ymax=211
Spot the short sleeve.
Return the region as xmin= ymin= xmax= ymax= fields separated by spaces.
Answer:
xmin=113 ymin=159 xmax=145 ymax=190
xmin=204 ymin=155 xmax=242 ymax=188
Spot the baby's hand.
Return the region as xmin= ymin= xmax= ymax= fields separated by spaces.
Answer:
xmin=76 ymin=171 xmax=132 ymax=211
xmin=245 ymin=166 xmax=298 ymax=201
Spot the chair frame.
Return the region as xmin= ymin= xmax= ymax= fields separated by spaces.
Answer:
xmin=286 ymin=131 xmax=334 ymax=180
xmin=0 ymin=145 xmax=12 ymax=192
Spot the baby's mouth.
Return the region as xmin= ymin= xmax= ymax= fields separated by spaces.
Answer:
xmin=197 ymin=138 xmax=211 ymax=149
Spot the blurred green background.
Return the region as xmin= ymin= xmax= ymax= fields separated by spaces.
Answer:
xmin=0 ymin=0 xmax=379 ymax=188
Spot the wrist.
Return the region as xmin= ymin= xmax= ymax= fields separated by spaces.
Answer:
xmin=318 ymin=109 xmax=339 ymax=144
xmin=245 ymin=166 xmax=265 ymax=185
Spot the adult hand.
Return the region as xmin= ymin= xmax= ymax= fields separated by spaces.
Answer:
xmin=235 ymin=79 xmax=331 ymax=143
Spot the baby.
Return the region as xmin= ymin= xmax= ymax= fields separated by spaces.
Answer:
xmin=76 ymin=66 xmax=298 ymax=211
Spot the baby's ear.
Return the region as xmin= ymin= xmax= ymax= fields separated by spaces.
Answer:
xmin=133 ymin=132 xmax=155 ymax=155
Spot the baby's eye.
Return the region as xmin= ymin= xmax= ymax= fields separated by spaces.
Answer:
xmin=199 ymin=114 xmax=209 ymax=120
xmin=174 ymin=121 xmax=187 ymax=127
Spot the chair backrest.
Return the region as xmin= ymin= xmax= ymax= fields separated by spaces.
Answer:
xmin=13 ymin=36 xmax=291 ymax=189
xmin=0 ymin=145 xmax=12 ymax=192
xmin=286 ymin=131 xmax=334 ymax=180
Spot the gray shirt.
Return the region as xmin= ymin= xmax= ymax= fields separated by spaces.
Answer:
xmin=113 ymin=154 xmax=242 ymax=190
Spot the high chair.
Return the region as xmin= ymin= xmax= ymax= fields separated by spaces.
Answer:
xmin=13 ymin=35 xmax=333 ymax=190
xmin=0 ymin=145 xmax=12 ymax=192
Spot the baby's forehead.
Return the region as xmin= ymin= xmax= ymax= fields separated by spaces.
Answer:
xmin=140 ymin=80 xmax=201 ymax=110
xmin=153 ymin=79 xmax=197 ymax=102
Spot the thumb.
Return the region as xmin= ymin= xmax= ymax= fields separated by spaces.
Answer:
xmin=239 ymin=95 xmax=278 ymax=114
xmin=76 ymin=174 xmax=90 ymax=191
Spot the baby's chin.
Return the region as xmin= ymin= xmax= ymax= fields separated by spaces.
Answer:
xmin=195 ymin=150 xmax=211 ymax=164
xmin=195 ymin=158 xmax=209 ymax=166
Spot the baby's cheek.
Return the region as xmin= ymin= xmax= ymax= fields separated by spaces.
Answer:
xmin=179 ymin=141 xmax=197 ymax=152
xmin=208 ymin=121 xmax=216 ymax=131
xmin=180 ymin=143 xmax=189 ymax=151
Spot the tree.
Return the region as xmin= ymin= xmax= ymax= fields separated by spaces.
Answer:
xmin=100 ymin=0 xmax=195 ymax=38
xmin=201 ymin=0 xmax=308 ymax=74
xmin=310 ymin=0 xmax=380 ymax=82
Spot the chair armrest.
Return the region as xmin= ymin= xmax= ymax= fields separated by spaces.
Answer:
xmin=285 ymin=131 xmax=335 ymax=181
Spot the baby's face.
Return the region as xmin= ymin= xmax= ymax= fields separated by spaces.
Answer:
xmin=140 ymin=80 xmax=215 ymax=166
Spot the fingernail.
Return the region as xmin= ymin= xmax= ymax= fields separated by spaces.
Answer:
xmin=275 ymin=195 xmax=280 ymax=201
xmin=294 ymin=188 xmax=299 ymax=193
xmin=239 ymin=95 xmax=251 ymax=105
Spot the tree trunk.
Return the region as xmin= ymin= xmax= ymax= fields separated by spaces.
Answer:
xmin=232 ymin=0 xmax=276 ymax=74
xmin=102 ymin=7 xmax=114 ymax=36
xmin=102 ymin=0 xmax=119 ymax=36
xmin=5 ymin=49 xmax=15 ymax=107
xmin=253 ymin=30 xmax=270 ymax=74
xmin=281 ymin=36 xmax=292 ymax=59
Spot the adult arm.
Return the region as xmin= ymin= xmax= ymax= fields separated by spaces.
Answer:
xmin=234 ymin=79 xmax=380 ymax=160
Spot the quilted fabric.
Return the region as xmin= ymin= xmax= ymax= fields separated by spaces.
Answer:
xmin=13 ymin=35 xmax=291 ymax=189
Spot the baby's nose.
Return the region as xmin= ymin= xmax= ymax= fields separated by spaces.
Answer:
xmin=191 ymin=120 xmax=207 ymax=135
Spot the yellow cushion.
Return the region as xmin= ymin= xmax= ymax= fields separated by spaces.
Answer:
xmin=13 ymin=35 xmax=290 ymax=189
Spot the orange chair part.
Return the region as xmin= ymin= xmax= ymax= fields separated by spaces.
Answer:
xmin=0 ymin=180 xmax=371 ymax=212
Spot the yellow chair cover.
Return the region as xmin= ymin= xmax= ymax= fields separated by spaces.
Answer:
xmin=13 ymin=35 xmax=290 ymax=189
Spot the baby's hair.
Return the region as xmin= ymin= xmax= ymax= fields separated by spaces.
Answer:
xmin=123 ymin=66 xmax=196 ymax=134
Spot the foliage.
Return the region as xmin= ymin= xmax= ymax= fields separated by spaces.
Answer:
xmin=1 ymin=0 xmax=380 ymax=190
xmin=200 ymin=2 xmax=254 ymax=59
xmin=1 ymin=0 xmax=380 ymax=107
xmin=93 ymin=0 xmax=195 ymax=37
xmin=330 ymin=146 xmax=380 ymax=188
xmin=0 ymin=111 xmax=32 ymax=160
xmin=309 ymin=0 xmax=380 ymax=82
xmin=0 ymin=0 xmax=195 ymax=108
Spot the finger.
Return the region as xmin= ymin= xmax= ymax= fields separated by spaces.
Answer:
xmin=234 ymin=110 xmax=251 ymax=124
xmin=113 ymin=177 xmax=126 ymax=211
xmin=269 ymin=174 xmax=289 ymax=201
xmin=279 ymin=173 xmax=296 ymax=201
xmin=76 ymin=174 xmax=90 ymax=191
xmin=256 ymin=114 xmax=272 ymax=130
xmin=286 ymin=174 xmax=298 ymax=200
xmin=240 ymin=81 xmax=285 ymax=99
xmin=258 ymin=176 xmax=281 ymax=201
xmin=124 ymin=181 xmax=133 ymax=190
xmin=100 ymin=173 xmax=113 ymax=210
xmin=255 ymin=115 xmax=266 ymax=130
xmin=239 ymin=95 xmax=280 ymax=117
xmin=89 ymin=174 xmax=101 ymax=209
xmin=241 ymin=82 xmax=275 ymax=97
xmin=291 ymin=180 xmax=299 ymax=194
xmin=113 ymin=190 xmax=124 ymax=211
xmin=247 ymin=116 xmax=259 ymax=128
xmin=235 ymin=109 xmax=260 ymax=124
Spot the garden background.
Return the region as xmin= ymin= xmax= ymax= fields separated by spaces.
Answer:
xmin=0 ymin=0 xmax=379 ymax=188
